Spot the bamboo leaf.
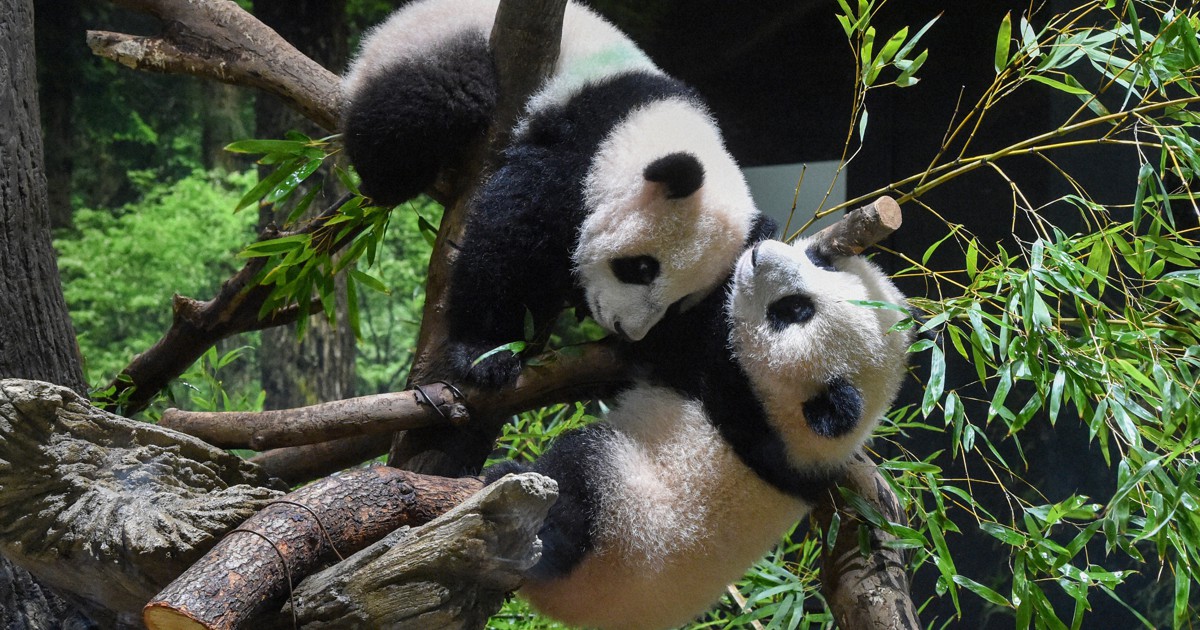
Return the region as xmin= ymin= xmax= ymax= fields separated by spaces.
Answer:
xmin=995 ymin=12 xmax=1013 ymax=73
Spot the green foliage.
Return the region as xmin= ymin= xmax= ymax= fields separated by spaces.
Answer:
xmin=54 ymin=169 xmax=259 ymax=386
xmin=355 ymin=201 xmax=440 ymax=395
xmin=230 ymin=133 xmax=399 ymax=341
xmin=776 ymin=1 xmax=1200 ymax=628
xmin=164 ymin=344 xmax=266 ymax=417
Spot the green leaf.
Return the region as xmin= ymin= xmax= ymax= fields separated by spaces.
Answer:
xmin=952 ymin=574 xmax=1012 ymax=607
xmin=472 ymin=341 xmax=527 ymax=367
xmin=239 ymin=233 xmax=311 ymax=258
xmin=223 ymin=138 xmax=308 ymax=155
xmin=1027 ymin=74 xmax=1091 ymax=95
xmin=877 ymin=26 xmax=909 ymax=65
xmin=922 ymin=345 xmax=946 ymax=417
xmin=350 ymin=268 xmax=390 ymax=295
xmin=995 ymin=12 xmax=1012 ymax=73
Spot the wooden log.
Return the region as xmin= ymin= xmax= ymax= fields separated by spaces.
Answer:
xmin=160 ymin=387 xmax=460 ymax=450
xmin=163 ymin=342 xmax=625 ymax=453
xmin=287 ymin=473 xmax=556 ymax=629
xmin=808 ymin=195 xmax=903 ymax=258
xmin=814 ymin=451 xmax=921 ymax=630
xmin=143 ymin=467 xmax=483 ymax=630
xmin=0 ymin=379 xmax=283 ymax=626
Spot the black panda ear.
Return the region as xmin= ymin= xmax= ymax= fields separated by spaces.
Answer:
xmin=802 ymin=376 xmax=863 ymax=439
xmin=644 ymin=152 xmax=705 ymax=199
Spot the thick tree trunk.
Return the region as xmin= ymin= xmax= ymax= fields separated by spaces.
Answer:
xmin=1 ymin=1 xmax=100 ymax=626
xmin=0 ymin=0 xmax=87 ymax=395
xmin=33 ymin=0 xmax=81 ymax=229
xmin=255 ymin=0 xmax=357 ymax=411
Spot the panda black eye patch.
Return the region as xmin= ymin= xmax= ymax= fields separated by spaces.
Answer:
xmin=767 ymin=293 xmax=816 ymax=330
xmin=610 ymin=255 xmax=660 ymax=285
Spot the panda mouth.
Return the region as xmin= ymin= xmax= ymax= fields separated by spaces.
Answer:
xmin=750 ymin=242 xmax=763 ymax=267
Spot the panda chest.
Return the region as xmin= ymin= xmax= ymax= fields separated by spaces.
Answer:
xmin=590 ymin=387 xmax=804 ymax=568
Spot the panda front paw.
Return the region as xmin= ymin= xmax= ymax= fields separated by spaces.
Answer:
xmin=445 ymin=342 xmax=524 ymax=389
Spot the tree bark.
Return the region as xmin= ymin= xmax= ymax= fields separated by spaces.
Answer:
xmin=254 ymin=0 xmax=357 ymax=412
xmin=88 ymin=0 xmax=342 ymax=131
xmin=1 ymin=4 xmax=95 ymax=625
xmin=144 ymin=466 xmax=483 ymax=630
xmin=286 ymin=473 xmax=556 ymax=629
xmin=815 ymin=451 xmax=922 ymax=630
xmin=33 ymin=0 xmax=82 ymax=229
xmin=0 ymin=379 xmax=284 ymax=628
xmin=0 ymin=0 xmax=87 ymax=395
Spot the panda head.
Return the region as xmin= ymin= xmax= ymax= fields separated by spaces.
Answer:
xmin=574 ymin=98 xmax=755 ymax=341
xmin=728 ymin=238 xmax=912 ymax=470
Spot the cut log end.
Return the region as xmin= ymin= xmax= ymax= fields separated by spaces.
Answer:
xmin=808 ymin=195 xmax=903 ymax=258
xmin=143 ymin=605 xmax=207 ymax=630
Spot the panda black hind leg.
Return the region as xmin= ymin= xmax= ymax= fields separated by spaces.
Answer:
xmin=483 ymin=424 xmax=614 ymax=581
xmin=341 ymin=31 xmax=498 ymax=206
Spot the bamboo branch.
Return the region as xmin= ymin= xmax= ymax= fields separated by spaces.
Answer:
xmin=88 ymin=0 xmax=341 ymax=130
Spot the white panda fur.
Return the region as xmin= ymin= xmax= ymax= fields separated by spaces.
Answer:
xmin=485 ymin=236 xmax=912 ymax=629
xmin=341 ymin=0 xmax=758 ymax=385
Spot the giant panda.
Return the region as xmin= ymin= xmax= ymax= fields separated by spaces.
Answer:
xmin=342 ymin=0 xmax=759 ymax=386
xmin=485 ymin=236 xmax=913 ymax=629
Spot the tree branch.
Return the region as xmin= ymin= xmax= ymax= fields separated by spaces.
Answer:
xmin=161 ymin=341 xmax=625 ymax=451
xmin=89 ymin=0 xmax=341 ymax=130
xmin=814 ymin=451 xmax=921 ymax=630
xmin=95 ymin=199 xmax=352 ymax=416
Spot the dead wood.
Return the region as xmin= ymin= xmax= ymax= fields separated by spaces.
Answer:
xmin=0 ymin=379 xmax=284 ymax=627
xmin=143 ymin=466 xmax=483 ymax=630
xmin=162 ymin=341 xmax=625 ymax=453
xmin=88 ymin=0 xmax=340 ymax=130
xmin=814 ymin=451 xmax=921 ymax=630
xmin=285 ymin=472 xmax=556 ymax=629
xmin=809 ymin=195 xmax=903 ymax=258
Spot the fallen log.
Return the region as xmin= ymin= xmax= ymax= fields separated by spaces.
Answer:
xmin=143 ymin=467 xmax=483 ymax=630
xmin=286 ymin=473 xmax=556 ymax=629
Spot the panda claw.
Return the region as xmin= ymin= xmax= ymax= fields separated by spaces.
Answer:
xmin=444 ymin=342 xmax=523 ymax=389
